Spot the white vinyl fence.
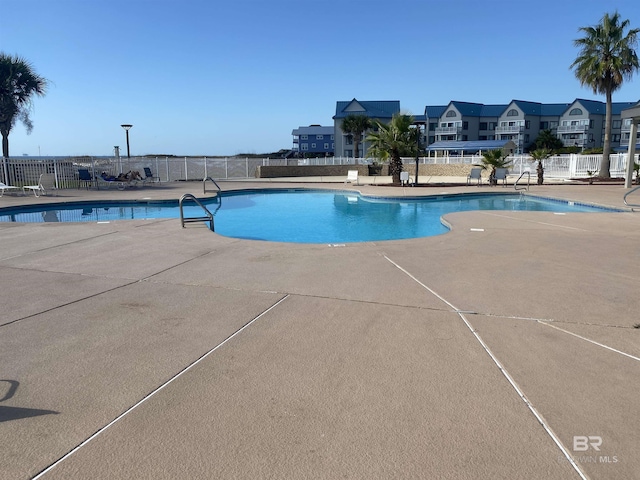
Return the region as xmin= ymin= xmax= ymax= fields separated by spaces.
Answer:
xmin=2 ymin=153 xmax=639 ymax=189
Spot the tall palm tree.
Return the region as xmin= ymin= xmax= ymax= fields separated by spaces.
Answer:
xmin=529 ymin=148 xmax=552 ymax=185
xmin=570 ymin=12 xmax=639 ymax=178
xmin=366 ymin=113 xmax=418 ymax=184
xmin=0 ymin=53 xmax=48 ymax=158
xmin=480 ymin=149 xmax=512 ymax=185
xmin=341 ymin=114 xmax=372 ymax=163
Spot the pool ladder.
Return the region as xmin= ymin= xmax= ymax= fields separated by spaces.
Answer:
xmin=179 ymin=194 xmax=214 ymax=231
xmin=514 ymin=171 xmax=530 ymax=191
xmin=623 ymin=185 xmax=640 ymax=211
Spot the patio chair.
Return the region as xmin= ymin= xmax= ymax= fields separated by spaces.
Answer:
xmin=0 ymin=181 xmax=19 ymax=197
xmin=494 ymin=168 xmax=508 ymax=187
xmin=143 ymin=167 xmax=160 ymax=184
xmin=345 ymin=170 xmax=359 ymax=185
xmin=400 ymin=171 xmax=411 ymax=186
xmin=23 ymin=174 xmax=56 ymax=197
xmin=78 ymin=169 xmax=93 ymax=189
xmin=467 ymin=167 xmax=482 ymax=186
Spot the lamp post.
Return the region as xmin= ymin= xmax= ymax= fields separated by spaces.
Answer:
xmin=121 ymin=124 xmax=133 ymax=158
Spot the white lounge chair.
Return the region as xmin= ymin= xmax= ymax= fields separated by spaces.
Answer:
xmin=23 ymin=174 xmax=56 ymax=197
xmin=0 ymin=181 xmax=19 ymax=197
xmin=345 ymin=170 xmax=359 ymax=185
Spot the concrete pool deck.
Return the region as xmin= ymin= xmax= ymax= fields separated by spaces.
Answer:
xmin=1 ymin=180 xmax=639 ymax=479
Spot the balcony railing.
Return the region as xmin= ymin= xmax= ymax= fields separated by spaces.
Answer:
xmin=494 ymin=125 xmax=523 ymax=134
xmin=435 ymin=126 xmax=461 ymax=134
xmin=557 ymin=125 xmax=589 ymax=133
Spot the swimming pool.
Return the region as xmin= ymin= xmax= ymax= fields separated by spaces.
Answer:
xmin=0 ymin=189 xmax=619 ymax=243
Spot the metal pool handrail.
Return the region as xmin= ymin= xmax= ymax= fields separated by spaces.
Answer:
xmin=179 ymin=193 xmax=214 ymax=231
xmin=623 ymin=185 xmax=640 ymax=211
xmin=203 ymin=177 xmax=221 ymax=195
xmin=514 ymin=171 xmax=530 ymax=191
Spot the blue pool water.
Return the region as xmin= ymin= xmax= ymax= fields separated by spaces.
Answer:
xmin=0 ymin=190 xmax=617 ymax=243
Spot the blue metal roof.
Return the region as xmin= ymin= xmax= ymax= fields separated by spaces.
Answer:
xmin=333 ymin=99 xmax=400 ymax=119
xmin=614 ymin=143 xmax=640 ymax=152
xmin=479 ymin=104 xmax=507 ymax=117
xmin=425 ymin=105 xmax=447 ymax=118
xmin=541 ymin=103 xmax=570 ymax=116
xmin=450 ymin=101 xmax=485 ymax=116
xmin=426 ymin=139 xmax=515 ymax=152
xmin=612 ymin=102 xmax=638 ymax=115
xmin=292 ymin=126 xmax=334 ymax=136
xmin=511 ymin=100 xmax=543 ymax=115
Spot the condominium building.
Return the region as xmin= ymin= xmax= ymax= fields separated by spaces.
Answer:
xmin=424 ymin=98 xmax=638 ymax=153
xmin=291 ymin=125 xmax=334 ymax=156
xmin=333 ymin=99 xmax=400 ymax=158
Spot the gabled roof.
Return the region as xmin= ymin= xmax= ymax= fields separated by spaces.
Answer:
xmin=572 ymin=99 xmax=606 ymax=115
xmin=425 ymin=105 xmax=447 ymax=118
xmin=510 ymin=100 xmax=543 ymax=115
xmin=333 ymin=99 xmax=400 ymax=119
xmin=449 ymin=101 xmax=485 ymax=116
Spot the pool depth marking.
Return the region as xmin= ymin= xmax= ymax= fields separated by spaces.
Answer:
xmin=382 ymin=255 xmax=588 ymax=479
xmin=32 ymin=294 xmax=290 ymax=479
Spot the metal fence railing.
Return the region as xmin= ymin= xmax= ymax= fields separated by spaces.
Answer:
xmin=2 ymin=153 xmax=639 ymax=189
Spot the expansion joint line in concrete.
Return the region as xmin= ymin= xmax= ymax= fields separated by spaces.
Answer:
xmin=31 ymin=294 xmax=290 ymax=479
xmin=382 ymin=255 xmax=588 ymax=480
xmin=539 ymin=321 xmax=640 ymax=363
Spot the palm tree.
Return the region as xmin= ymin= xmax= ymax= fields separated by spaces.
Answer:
xmin=0 ymin=53 xmax=48 ymax=158
xmin=529 ymin=148 xmax=552 ymax=185
xmin=366 ymin=114 xmax=418 ymax=184
xmin=570 ymin=12 xmax=640 ymax=178
xmin=341 ymin=114 xmax=372 ymax=163
xmin=534 ymin=129 xmax=563 ymax=152
xmin=481 ymin=149 xmax=512 ymax=185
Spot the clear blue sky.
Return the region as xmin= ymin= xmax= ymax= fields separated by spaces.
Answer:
xmin=2 ymin=0 xmax=640 ymax=157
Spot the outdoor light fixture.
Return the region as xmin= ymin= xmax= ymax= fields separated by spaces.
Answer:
xmin=121 ymin=124 xmax=133 ymax=158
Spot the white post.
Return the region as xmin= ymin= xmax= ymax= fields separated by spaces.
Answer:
xmin=184 ymin=157 xmax=188 ymax=181
xmin=204 ymin=157 xmax=208 ymax=180
xmin=624 ymin=120 xmax=638 ymax=188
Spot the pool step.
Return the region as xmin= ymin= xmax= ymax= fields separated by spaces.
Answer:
xmin=179 ymin=194 xmax=215 ymax=231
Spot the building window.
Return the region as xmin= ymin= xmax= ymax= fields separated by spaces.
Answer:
xmin=540 ymin=121 xmax=548 ymax=130
xmin=301 ymin=144 xmax=308 ymax=151
xmin=507 ymin=109 xmax=518 ymax=116
xmin=479 ymin=122 xmax=487 ymax=130
xmin=429 ymin=122 xmax=437 ymax=131
xmin=550 ymin=121 xmax=558 ymax=129
xmin=525 ymin=120 xmax=530 ymax=129
xmin=324 ymin=143 xmax=329 ymax=149
xmin=345 ymin=135 xmax=353 ymax=145
xmin=332 ymin=143 xmax=334 ymax=149
xmin=489 ymin=122 xmax=496 ymax=130
xmin=613 ymin=120 xmax=622 ymax=129
xmin=613 ymin=134 xmax=621 ymax=142
xmin=331 ymin=135 xmax=334 ymax=140
xmin=446 ymin=110 xmax=457 ymax=117
xmin=301 ymin=135 xmax=308 ymax=140
xmin=462 ymin=121 xmax=468 ymax=130
xmin=569 ymin=108 xmax=583 ymax=116
xmin=479 ymin=135 xmax=487 ymax=140
xmin=311 ymin=143 xmax=316 ymax=148
xmin=317 ymin=135 xmax=323 ymax=140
